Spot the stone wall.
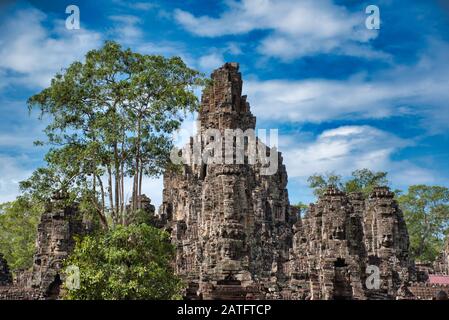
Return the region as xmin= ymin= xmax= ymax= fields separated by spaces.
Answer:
xmin=0 ymin=253 xmax=43 ymax=300
xmin=288 ymin=187 xmax=367 ymax=300
xmin=29 ymin=204 xmax=87 ymax=298
xmin=0 ymin=286 xmax=43 ymax=300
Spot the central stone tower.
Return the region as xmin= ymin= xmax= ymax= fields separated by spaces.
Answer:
xmin=159 ymin=63 xmax=294 ymax=299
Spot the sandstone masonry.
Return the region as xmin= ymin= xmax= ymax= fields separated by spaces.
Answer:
xmin=159 ymin=63 xmax=294 ymax=299
xmin=0 ymin=201 xmax=88 ymax=300
xmin=159 ymin=63 xmax=417 ymax=300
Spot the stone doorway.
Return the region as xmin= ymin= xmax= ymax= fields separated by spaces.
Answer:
xmin=333 ymin=258 xmax=353 ymax=300
xmin=46 ymin=274 xmax=62 ymax=300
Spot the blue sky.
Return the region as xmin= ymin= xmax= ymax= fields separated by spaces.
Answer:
xmin=0 ymin=0 xmax=448 ymax=207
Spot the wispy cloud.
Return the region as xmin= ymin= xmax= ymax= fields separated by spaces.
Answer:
xmin=283 ymin=125 xmax=438 ymax=189
xmin=0 ymin=8 xmax=102 ymax=89
xmin=109 ymin=15 xmax=144 ymax=43
xmin=244 ymin=40 xmax=449 ymax=133
xmin=175 ymin=0 xmax=386 ymax=60
xmin=0 ymin=155 xmax=33 ymax=203
xmin=198 ymin=52 xmax=225 ymax=71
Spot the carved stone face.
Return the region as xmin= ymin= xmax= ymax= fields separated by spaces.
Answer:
xmin=381 ymin=234 xmax=393 ymax=247
xmin=55 ymin=239 xmax=64 ymax=252
xmin=222 ymin=243 xmax=231 ymax=258
xmin=332 ymin=226 xmax=345 ymax=240
xmin=52 ymin=235 xmax=67 ymax=253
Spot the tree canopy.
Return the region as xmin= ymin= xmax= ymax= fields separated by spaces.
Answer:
xmin=63 ymin=223 xmax=183 ymax=300
xmin=0 ymin=197 xmax=43 ymax=270
xmin=22 ymin=41 xmax=204 ymax=229
xmin=398 ymin=185 xmax=449 ymax=262
xmin=307 ymin=168 xmax=390 ymax=198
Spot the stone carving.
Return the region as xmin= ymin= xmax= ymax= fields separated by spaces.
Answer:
xmin=0 ymin=201 xmax=89 ymax=300
xmin=288 ymin=186 xmax=414 ymax=300
xmin=0 ymin=62 xmax=437 ymax=300
xmin=160 ymin=63 xmax=415 ymax=300
xmin=159 ymin=63 xmax=294 ymax=299
xmin=30 ymin=204 xmax=87 ymax=298
xmin=288 ymin=187 xmax=367 ymax=300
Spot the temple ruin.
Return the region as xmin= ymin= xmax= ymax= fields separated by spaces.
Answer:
xmin=0 ymin=202 xmax=88 ymax=300
xmin=158 ymin=62 xmax=294 ymax=299
xmin=1 ymin=62 xmax=449 ymax=300
xmin=158 ymin=63 xmax=440 ymax=300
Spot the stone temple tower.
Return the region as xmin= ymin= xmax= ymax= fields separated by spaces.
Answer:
xmin=288 ymin=186 xmax=414 ymax=300
xmin=159 ymin=63 xmax=294 ymax=299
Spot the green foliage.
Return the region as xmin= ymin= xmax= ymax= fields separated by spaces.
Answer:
xmin=0 ymin=197 xmax=44 ymax=270
xmin=307 ymin=172 xmax=343 ymax=198
xmin=23 ymin=41 xmax=205 ymax=227
xmin=398 ymin=185 xmax=449 ymax=262
xmin=345 ymin=168 xmax=389 ymax=197
xmin=307 ymin=168 xmax=389 ymax=198
xmin=63 ymin=223 xmax=183 ymax=300
xmin=291 ymin=202 xmax=309 ymax=217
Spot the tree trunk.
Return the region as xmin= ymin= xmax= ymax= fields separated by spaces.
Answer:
xmin=107 ymin=164 xmax=115 ymax=223
xmin=114 ymin=143 xmax=120 ymax=222
xmin=139 ymin=161 xmax=143 ymax=198
xmin=95 ymin=174 xmax=108 ymax=230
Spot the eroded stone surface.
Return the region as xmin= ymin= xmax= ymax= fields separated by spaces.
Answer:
xmin=0 ymin=202 xmax=88 ymax=300
xmin=288 ymin=186 xmax=414 ymax=300
xmin=30 ymin=204 xmax=87 ymax=298
xmin=160 ymin=63 xmax=415 ymax=300
xmin=159 ymin=63 xmax=294 ymax=299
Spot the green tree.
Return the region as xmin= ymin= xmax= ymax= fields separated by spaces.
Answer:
xmin=344 ymin=168 xmax=389 ymax=197
xmin=24 ymin=41 xmax=204 ymax=228
xmin=0 ymin=197 xmax=44 ymax=270
xmin=307 ymin=172 xmax=343 ymax=197
xmin=398 ymin=185 xmax=449 ymax=262
xmin=291 ymin=202 xmax=309 ymax=218
xmin=63 ymin=223 xmax=183 ymax=300
xmin=307 ymin=169 xmax=389 ymax=198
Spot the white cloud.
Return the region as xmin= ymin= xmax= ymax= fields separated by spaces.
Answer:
xmin=175 ymin=0 xmax=385 ymax=60
xmin=0 ymin=8 xmax=102 ymax=89
xmin=129 ymin=2 xmax=157 ymax=11
xmin=0 ymin=156 xmax=33 ymax=203
xmin=283 ymin=125 xmax=408 ymax=177
xmin=244 ymin=40 xmax=449 ymax=132
xmin=109 ymin=15 xmax=143 ymax=43
xmin=106 ymin=14 xmax=196 ymax=67
xmin=282 ymin=125 xmax=438 ymax=189
xmin=198 ymin=52 xmax=225 ymax=71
